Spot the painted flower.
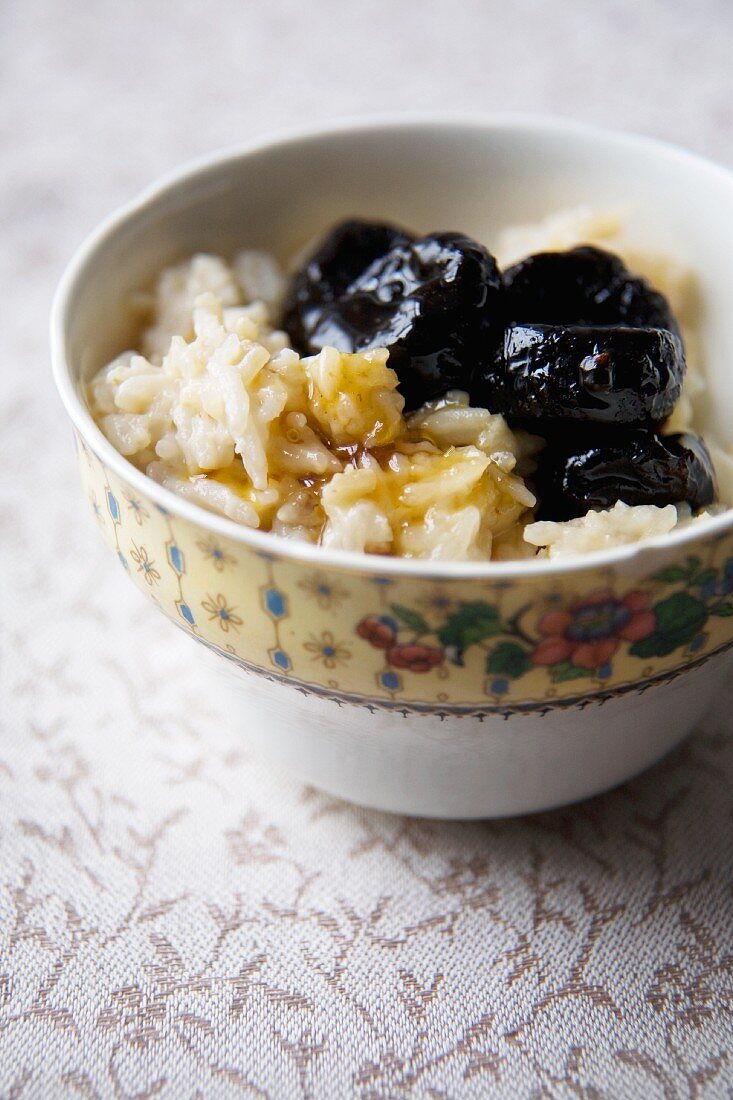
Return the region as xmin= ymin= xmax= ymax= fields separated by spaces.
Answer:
xmin=197 ymin=535 xmax=236 ymax=572
xmin=129 ymin=543 xmax=161 ymax=587
xmin=357 ymin=615 xmax=398 ymax=650
xmin=304 ymin=631 xmax=351 ymax=669
xmin=298 ymin=573 xmax=349 ymax=609
xmin=88 ymin=491 xmax=104 ymax=525
xmin=123 ymin=490 xmax=150 ymax=525
xmin=532 ymin=589 xmax=656 ymax=671
xmin=387 ymin=643 xmax=444 ymax=673
xmin=202 ymin=593 xmax=243 ymax=633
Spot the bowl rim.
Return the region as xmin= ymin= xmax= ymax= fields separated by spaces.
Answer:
xmin=51 ymin=111 xmax=733 ymax=579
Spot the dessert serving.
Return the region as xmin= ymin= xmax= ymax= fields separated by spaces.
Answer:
xmin=55 ymin=118 xmax=733 ymax=815
xmin=88 ymin=208 xmax=719 ymax=562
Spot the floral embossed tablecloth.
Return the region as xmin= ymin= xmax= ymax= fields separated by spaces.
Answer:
xmin=2 ymin=1 xmax=733 ymax=1096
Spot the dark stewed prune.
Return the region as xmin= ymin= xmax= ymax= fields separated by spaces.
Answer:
xmin=282 ymin=224 xmax=504 ymax=410
xmin=503 ymin=246 xmax=679 ymax=333
xmin=478 ymin=323 xmax=685 ymax=425
xmin=282 ymin=219 xmax=414 ymax=353
xmin=533 ymin=428 xmax=716 ymax=521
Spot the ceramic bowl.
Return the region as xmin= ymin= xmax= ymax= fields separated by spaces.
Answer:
xmin=52 ymin=116 xmax=733 ymax=818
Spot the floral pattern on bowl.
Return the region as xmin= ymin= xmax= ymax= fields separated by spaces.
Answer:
xmin=356 ymin=560 xmax=733 ymax=700
xmin=76 ymin=432 xmax=733 ymax=714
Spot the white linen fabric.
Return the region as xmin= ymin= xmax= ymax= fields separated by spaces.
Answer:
xmin=2 ymin=1 xmax=733 ymax=1096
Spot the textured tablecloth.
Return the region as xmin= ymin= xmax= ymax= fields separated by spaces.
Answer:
xmin=2 ymin=2 xmax=733 ymax=1096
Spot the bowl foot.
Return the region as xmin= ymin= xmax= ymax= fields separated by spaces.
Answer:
xmin=207 ymin=648 xmax=733 ymax=819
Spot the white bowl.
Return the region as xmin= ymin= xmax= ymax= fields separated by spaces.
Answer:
xmin=52 ymin=115 xmax=733 ymax=817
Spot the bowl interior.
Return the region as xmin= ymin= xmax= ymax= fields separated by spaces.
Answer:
xmin=61 ymin=117 xmax=733 ymax=466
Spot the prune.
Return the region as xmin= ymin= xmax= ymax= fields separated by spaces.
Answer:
xmin=283 ymin=219 xmax=414 ymax=351
xmin=282 ymin=224 xmax=503 ymax=410
xmin=479 ymin=323 xmax=685 ymax=425
xmin=503 ymin=246 xmax=678 ymax=333
xmin=534 ymin=428 xmax=716 ymax=520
